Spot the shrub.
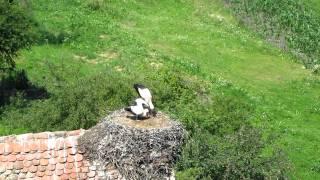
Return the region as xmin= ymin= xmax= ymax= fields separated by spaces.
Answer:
xmin=0 ymin=71 xmax=133 ymax=133
xmin=176 ymin=126 xmax=290 ymax=179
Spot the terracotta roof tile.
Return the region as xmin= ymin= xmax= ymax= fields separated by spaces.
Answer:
xmin=45 ymin=169 xmax=53 ymax=176
xmin=0 ymin=129 xmax=123 ymax=179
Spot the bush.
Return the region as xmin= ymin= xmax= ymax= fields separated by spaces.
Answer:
xmin=0 ymin=71 xmax=133 ymax=133
xmin=176 ymin=126 xmax=290 ymax=179
xmin=0 ymin=0 xmax=38 ymax=69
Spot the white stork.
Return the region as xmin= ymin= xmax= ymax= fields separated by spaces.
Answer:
xmin=133 ymin=84 xmax=156 ymax=116
xmin=125 ymin=98 xmax=150 ymax=120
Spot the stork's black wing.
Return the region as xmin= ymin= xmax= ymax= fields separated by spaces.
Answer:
xmin=133 ymin=84 xmax=146 ymax=97
xmin=124 ymin=107 xmax=131 ymax=111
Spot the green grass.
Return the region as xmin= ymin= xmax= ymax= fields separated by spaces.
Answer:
xmin=115 ymin=1 xmax=320 ymax=177
xmin=305 ymin=0 xmax=320 ymax=13
xmin=1 ymin=0 xmax=320 ymax=179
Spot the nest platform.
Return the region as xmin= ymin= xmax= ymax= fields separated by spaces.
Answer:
xmin=79 ymin=109 xmax=185 ymax=180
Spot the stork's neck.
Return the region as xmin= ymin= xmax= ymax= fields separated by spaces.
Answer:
xmin=148 ymin=100 xmax=154 ymax=110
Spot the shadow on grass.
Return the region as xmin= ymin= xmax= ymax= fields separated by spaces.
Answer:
xmin=36 ymin=28 xmax=79 ymax=45
xmin=0 ymin=69 xmax=49 ymax=106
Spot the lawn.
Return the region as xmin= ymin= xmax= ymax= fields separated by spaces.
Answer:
xmin=2 ymin=0 xmax=320 ymax=179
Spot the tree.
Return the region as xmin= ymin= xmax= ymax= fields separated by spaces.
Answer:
xmin=0 ymin=0 xmax=37 ymax=70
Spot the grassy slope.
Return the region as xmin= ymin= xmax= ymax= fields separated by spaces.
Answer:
xmin=117 ymin=1 xmax=320 ymax=177
xmin=6 ymin=0 xmax=320 ymax=179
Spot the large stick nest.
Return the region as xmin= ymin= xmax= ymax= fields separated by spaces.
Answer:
xmin=79 ymin=109 xmax=186 ymax=180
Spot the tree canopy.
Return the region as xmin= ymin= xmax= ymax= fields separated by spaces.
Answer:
xmin=0 ymin=0 xmax=37 ymax=70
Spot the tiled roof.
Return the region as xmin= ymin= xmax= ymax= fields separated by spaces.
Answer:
xmin=0 ymin=130 xmax=121 ymax=180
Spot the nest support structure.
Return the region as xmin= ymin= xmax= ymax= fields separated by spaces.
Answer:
xmin=79 ymin=110 xmax=185 ymax=180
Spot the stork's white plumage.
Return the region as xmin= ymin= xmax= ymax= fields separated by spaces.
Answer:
xmin=134 ymin=84 xmax=156 ymax=116
xmin=125 ymin=98 xmax=150 ymax=120
xmin=134 ymin=98 xmax=149 ymax=106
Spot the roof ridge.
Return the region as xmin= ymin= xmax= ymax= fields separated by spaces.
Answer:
xmin=0 ymin=129 xmax=86 ymax=143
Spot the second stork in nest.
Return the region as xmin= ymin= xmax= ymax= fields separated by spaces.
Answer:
xmin=125 ymin=84 xmax=157 ymax=120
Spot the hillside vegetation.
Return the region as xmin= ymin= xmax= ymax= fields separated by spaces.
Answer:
xmin=1 ymin=0 xmax=320 ymax=179
xmin=226 ymin=0 xmax=320 ymax=69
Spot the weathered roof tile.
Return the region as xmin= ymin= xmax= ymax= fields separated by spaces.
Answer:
xmin=18 ymin=173 xmax=26 ymax=179
xmin=16 ymin=154 xmax=25 ymax=161
xmin=25 ymin=172 xmax=35 ymax=178
xmin=29 ymin=143 xmax=38 ymax=152
xmin=55 ymin=169 xmax=63 ymax=176
xmin=36 ymin=170 xmax=45 ymax=177
xmin=39 ymin=159 xmax=48 ymax=166
xmin=68 ymin=147 xmax=77 ymax=155
xmin=0 ymin=155 xmax=7 ymax=162
xmin=22 ymin=143 xmax=31 ymax=153
xmin=56 ymin=163 xmax=64 ymax=170
xmin=21 ymin=167 xmax=28 ymax=173
xmin=66 ymin=162 xmax=73 ymax=169
xmin=58 ymin=157 xmax=67 ymax=163
xmin=81 ymin=166 xmax=89 ymax=173
xmin=25 ymin=153 xmax=34 ymax=161
xmin=23 ymin=160 xmax=32 ymax=167
xmin=47 ymin=164 xmax=55 ymax=171
xmin=41 ymin=151 xmax=51 ymax=159
xmin=75 ymin=161 xmax=83 ymax=168
xmin=44 ymin=170 xmax=52 ymax=176
xmin=70 ymin=172 xmax=78 ymax=179
xmin=79 ymin=172 xmax=87 ymax=179
xmin=28 ymin=165 xmax=37 ymax=173
xmin=0 ymin=166 xmax=5 ymax=173
xmin=38 ymin=165 xmax=46 ymax=172
xmin=42 ymin=175 xmax=52 ymax=180
xmin=67 ymin=156 xmax=74 ymax=163
xmin=13 ymin=161 xmax=23 ymax=170
xmin=48 ymin=158 xmax=57 ymax=165
xmin=4 ymin=144 xmax=13 ymax=154
xmin=74 ymin=154 xmax=83 ymax=162
xmin=6 ymin=162 xmax=13 ymax=170
xmin=32 ymin=159 xmax=40 ymax=166
xmin=7 ymin=155 xmax=16 ymax=162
